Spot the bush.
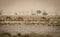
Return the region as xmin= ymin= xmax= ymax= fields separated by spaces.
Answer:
xmin=0 ymin=32 xmax=11 ymax=37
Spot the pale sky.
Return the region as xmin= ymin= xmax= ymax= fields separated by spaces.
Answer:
xmin=0 ymin=0 xmax=60 ymax=15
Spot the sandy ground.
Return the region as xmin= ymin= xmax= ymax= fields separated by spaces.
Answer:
xmin=0 ymin=25 xmax=60 ymax=37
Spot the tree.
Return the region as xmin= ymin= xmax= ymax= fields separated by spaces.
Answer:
xmin=42 ymin=10 xmax=48 ymax=16
xmin=42 ymin=12 xmax=48 ymax=19
xmin=37 ymin=10 xmax=41 ymax=14
xmin=0 ymin=10 xmax=3 ymax=15
xmin=42 ymin=10 xmax=50 ymax=25
xmin=36 ymin=10 xmax=42 ymax=16
xmin=43 ymin=12 xmax=48 ymax=16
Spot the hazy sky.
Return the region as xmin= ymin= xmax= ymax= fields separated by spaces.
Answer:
xmin=0 ymin=0 xmax=60 ymax=15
